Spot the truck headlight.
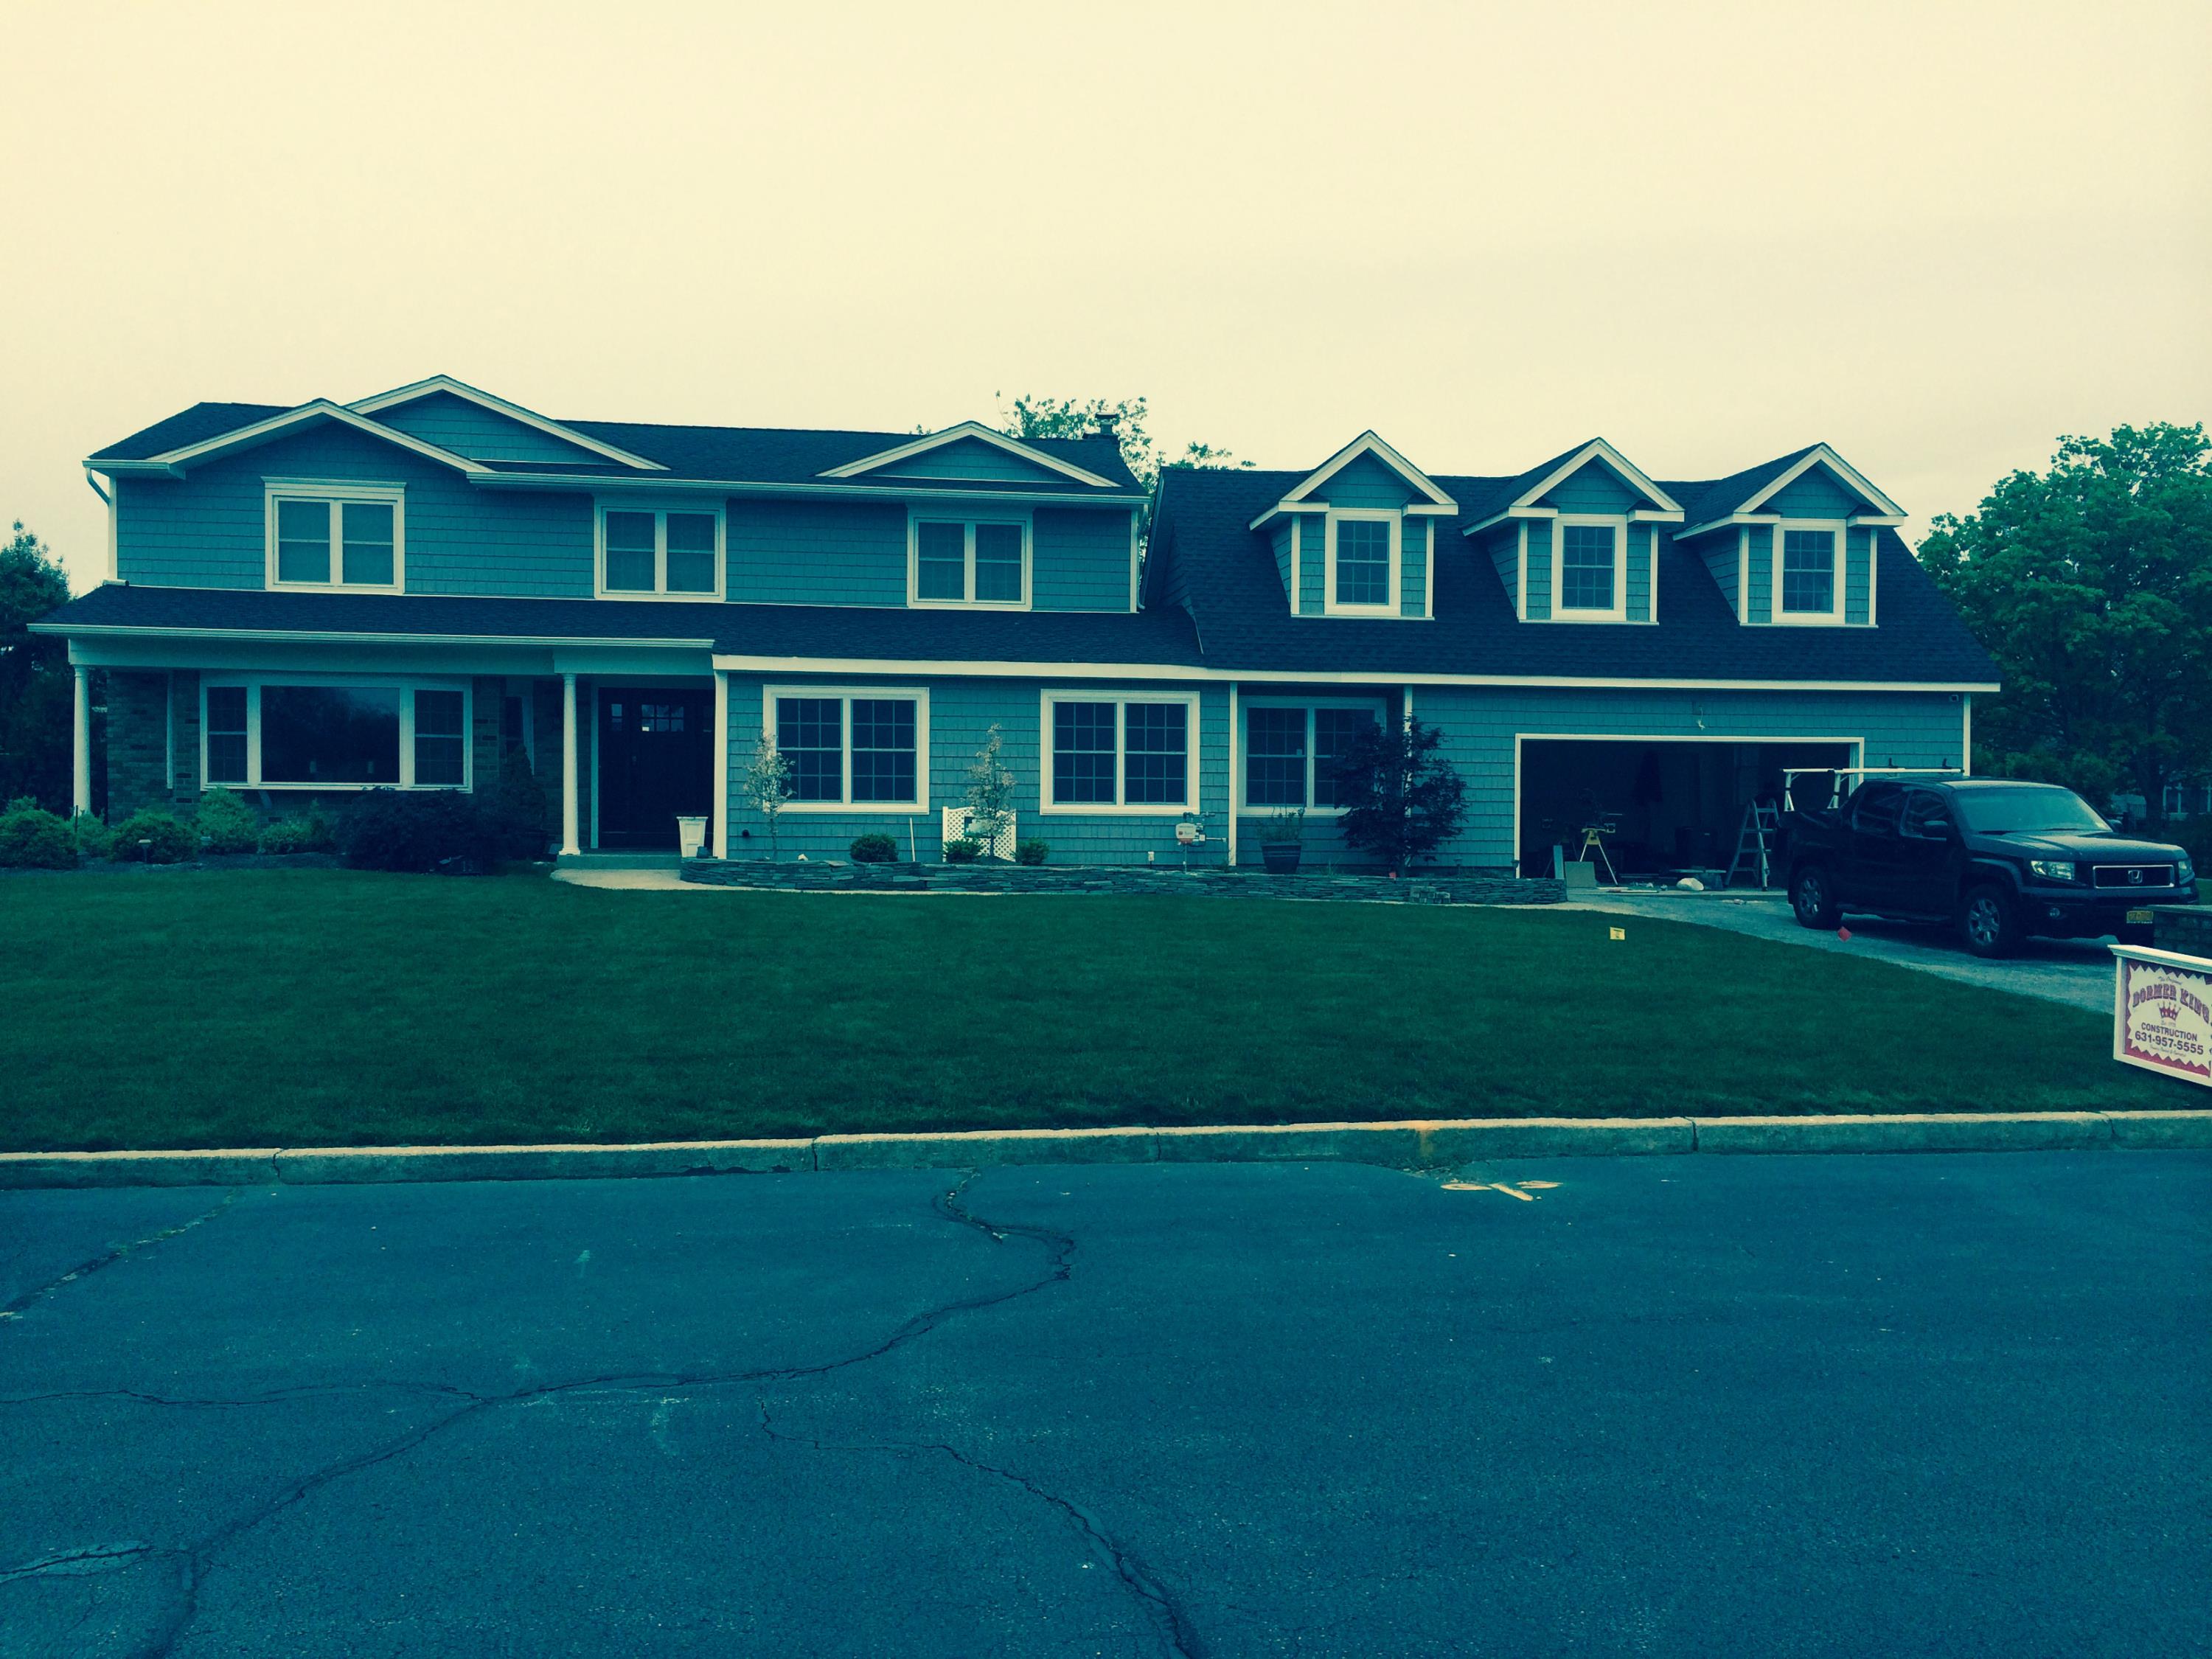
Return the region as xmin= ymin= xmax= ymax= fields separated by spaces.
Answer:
xmin=2181 ymin=858 xmax=2195 ymax=883
xmin=2028 ymin=860 xmax=2076 ymax=883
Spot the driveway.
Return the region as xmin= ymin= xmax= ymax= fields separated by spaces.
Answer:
xmin=1565 ymin=889 xmax=2120 ymax=1011
xmin=4 ymin=1155 xmax=2205 ymax=1658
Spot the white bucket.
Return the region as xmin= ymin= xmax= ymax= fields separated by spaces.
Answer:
xmin=675 ymin=815 xmax=710 ymax=859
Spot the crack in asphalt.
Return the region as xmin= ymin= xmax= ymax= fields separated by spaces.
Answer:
xmin=6 ymin=1171 xmax=1195 ymax=1658
xmin=0 ymin=1191 xmax=240 ymax=1323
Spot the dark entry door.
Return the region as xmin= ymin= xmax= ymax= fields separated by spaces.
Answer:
xmin=599 ymin=686 xmax=713 ymax=849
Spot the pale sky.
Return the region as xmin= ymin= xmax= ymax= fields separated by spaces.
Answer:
xmin=4 ymin=1 xmax=2206 ymax=595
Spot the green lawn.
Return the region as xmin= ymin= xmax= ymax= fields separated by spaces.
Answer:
xmin=0 ymin=869 xmax=2171 ymax=1151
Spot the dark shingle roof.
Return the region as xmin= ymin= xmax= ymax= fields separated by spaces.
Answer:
xmin=1663 ymin=445 xmax=1822 ymax=528
xmin=1148 ymin=465 xmax=1996 ymax=685
xmin=91 ymin=403 xmax=291 ymax=462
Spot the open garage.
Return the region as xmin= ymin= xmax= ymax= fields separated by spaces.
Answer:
xmin=1517 ymin=738 xmax=1858 ymax=881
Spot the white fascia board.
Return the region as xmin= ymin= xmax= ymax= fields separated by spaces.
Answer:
xmin=1676 ymin=512 xmax=1781 ymax=540
xmin=476 ymin=472 xmax=1141 ymax=509
xmin=1629 ymin=508 xmax=1686 ymax=524
xmin=1248 ymin=501 xmax=1330 ymax=532
xmin=348 ymin=375 xmax=667 ymax=471
xmin=1847 ymin=513 xmax=1907 ymax=527
xmin=816 ymin=420 xmax=1119 ymax=490
xmin=706 ymin=651 xmax=1997 ymax=694
xmin=1280 ymin=431 xmax=1458 ymax=511
xmin=122 ymin=401 xmax=493 ymax=479
xmin=1458 ymin=505 xmax=1559 ymax=538
xmin=39 ymin=622 xmax=713 ymax=650
xmin=1739 ymin=444 xmax=1907 ymax=518
xmin=1512 ymin=439 xmax=1686 ymax=515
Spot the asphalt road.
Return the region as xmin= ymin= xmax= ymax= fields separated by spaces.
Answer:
xmin=4 ymin=1155 xmax=2205 ymax=1658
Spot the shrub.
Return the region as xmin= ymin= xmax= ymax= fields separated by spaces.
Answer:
xmin=849 ymin=832 xmax=897 ymax=864
xmin=106 ymin=810 xmax=197 ymax=864
xmin=487 ymin=748 xmax=551 ymax=860
xmin=67 ymin=813 xmax=114 ymax=861
xmin=195 ymin=787 xmax=261 ymax=855
xmin=1328 ymin=717 xmax=1467 ymax=874
xmin=1262 ymin=807 xmax=1306 ymax=844
xmin=337 ymin=790 xmax=496 ymax=874
xmin=258 ymin=809 xmax=335 ymax=855
xmin=943 ymin=838 xmax=981 ymax=864
xmin=1015 ymin=839 xmax=1048 ymax=866
xmin=0 ymin=797 xmax=76 ymax=869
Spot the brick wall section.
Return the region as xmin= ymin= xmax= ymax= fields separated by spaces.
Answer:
xmin=2152 ymin=906 xmax=2212 ymax=959
xmin=172 ymin=670 xmax=201 ymax=806
xmin=681 ymin=860 xmax=1563 ymax=905
xmin=104 ymin=672 xmax=171 ymax=820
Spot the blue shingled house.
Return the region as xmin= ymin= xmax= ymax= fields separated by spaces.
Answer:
xmin=39 ymin=376 xmax=1997 ymax=874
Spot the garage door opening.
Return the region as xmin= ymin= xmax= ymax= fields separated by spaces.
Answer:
xmin=1518 ymin=739 xmax=1857 ymax=880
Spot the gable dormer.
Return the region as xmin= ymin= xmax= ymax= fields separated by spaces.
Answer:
xmin=349 ymin=376 xmax=665 ymax=470
xmin=819 ymin=421 xmax=1121 ymax=490
xmin=1248 ymin=432 xmax=1457 ymax=619
xmin=1675 ymin=444 xmax=1903 ymax=627
xmin=1462 ymin=440 xmax=1683 ymax=623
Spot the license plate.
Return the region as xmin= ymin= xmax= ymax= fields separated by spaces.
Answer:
xmin=2126 ymin=908 xmax=2154 ymax=925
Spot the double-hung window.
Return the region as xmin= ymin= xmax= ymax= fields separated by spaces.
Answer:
xmin=598 ymin=505 xmax=723 ymax=598
xmin=201 ymin=679 xmax=470 ymax=790
xmin=909 ymin=515 xmax=1029 ymax=607
xmin=765 ymin=688 xmax=928 ymax=810
xmin=265 ymin=481 xmax=404 ymax=591
xmin=1779 ymin=527 xmax=1840 ymax=620
xmin=1324 ymin=512 xmax=1398 ymax=614
xmin=1042 ymin=692 xmax=1198 ymax=812
xmin=1242 ymin=701 xmax=1383 ymax=810
xmin=1557 ymin=520 xmax=1623 ymax=618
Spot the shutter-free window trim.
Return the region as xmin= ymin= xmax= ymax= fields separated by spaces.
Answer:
xmin=198 ymin=676 xmax=470 ymax=790
xmin=906 ymin=511 xmax=1032 ymax=609
xmin=594 ymin=502 xmax=726 ymax=600
xmin=1321 ymin=509 xmax=1401 ymax=616
xmin=762 ymin=686 xmax=931 ymax=811
xmin=1775 ymin=522 xmax=1846 ymax=625
xmin=1040 ymin=689 xmax=1202 ymax=814
xmin=263 ymin=479 xmax=406 ymax=592
xmin=1239 ymin=697 xmax=1386 ymax=813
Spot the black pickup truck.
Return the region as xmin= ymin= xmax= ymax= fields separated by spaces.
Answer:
xmin=1779 ymin=777 xmax=2197 ymax=957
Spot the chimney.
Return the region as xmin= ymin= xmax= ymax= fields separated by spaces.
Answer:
xmin=1093 ymin=411 xmax=1120 ymax=442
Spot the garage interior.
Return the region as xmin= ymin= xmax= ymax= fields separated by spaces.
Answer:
xmin=1519 ymin=740 xmax=1857 ymax=882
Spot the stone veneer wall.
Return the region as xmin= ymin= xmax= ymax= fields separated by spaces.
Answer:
xmin=682 ymin=859 xmax=1562 ymax=906
xmin=2152 ymin=905 xmax=2211 ymax=960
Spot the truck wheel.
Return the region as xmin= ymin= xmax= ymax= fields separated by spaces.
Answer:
xmin=1960 ymin=884 xmax=2023 ymax=958
xmin=1790 ymin=865 xmax=1840 ymax=930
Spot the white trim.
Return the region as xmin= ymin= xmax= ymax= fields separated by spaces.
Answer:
xmin=594 ymin=499 xmax=726 ymax=602
xmin=1237 ymin=694 xmax=1388 ymax=815
xmin=1127 ymin=510 xmax=1141 ymax=613
xmin=1868 ymin=525 xmax=1881 ymax=625
xmin=45 ymin=622 xmax=712 ymax=651
xmin=590 ymin=681 xmax=600 ymax=848
xmin=264 ymin=479 xmax=406 ymax=594
xmin=712 ymin=671 xmax=731 ymax=858
xmin=1739 ymin=445 xmax=1906 ymax=519
xmin=1961 ymin=694 xmax=1972 ymax=776
xmin=818 ymin=421 xmax=1119 ymax=490
xmin=72 ymin=665 xmax=91 ymax=815
xmin=905 ymin=508 xmax=1033 ymax=610
xmin=1458 ymin=504 xmax=1560 ymax=538
xmin=1226 ymin=682 xmax=1240 ymax=865
xmin=1278 ymin=431 xmax=1458 ymax=511
xmin=349 ymin=376 xmax=667 ymax=471
xmin=1677 ymin=510 xmax=1784 ymax=540
xmin=1512 ymin=439 xmax=1685 ymax=517
xmin=1321 ymin=509 xmax=1402 ymax=616
xmin=1773 ymin=521 xmax=1848 ymax=627
xmin=476 ymin=472 xmax=1141 ymax=507
xmin=1548 ymin=515 xmax=1628 ymax=623
xmin=164 ymin=670 xmax=175 ymax=792
xmin=114 ymin=400 xmax=493 ymax=479
xmin=760 ymin=684 xmax=931 ymax=813
xmin=560 ymin=674 xmax=580 ymax=855
xmin=1039 ymin=688 xmax=1203 ymax=815
xmin=198 ymin=673 xmax=473 ymax=793
xmin=88 ymin=468 xmax=117 ymax=582
xmin=1736 ymin=526 xmax=1750 ymax=625
xmin=1517 ymin=521 xmax=1528 ymax=619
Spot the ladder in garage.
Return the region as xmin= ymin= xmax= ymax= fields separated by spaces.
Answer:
xmin=1725 ymin=801 xmax=1781 ymax=890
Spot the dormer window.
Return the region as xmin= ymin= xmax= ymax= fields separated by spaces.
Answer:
xmin=909 ymin=512 xmax=1030 ymax=608
xmin=1324 ymin=511 xmax=1400 ymax=614
xmin=1780 ymin=528 xmax=1839 ymax=621
xmin=1559 ymin=521 xmax=1622 ymax=616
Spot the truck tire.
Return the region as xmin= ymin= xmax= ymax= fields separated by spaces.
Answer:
xmin=1960 ymin=883 xmax=2023 ymax=958
xmin=1790 ymin=864 xmax=1840 ymax=930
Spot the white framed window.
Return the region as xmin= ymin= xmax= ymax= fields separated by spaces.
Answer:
xmin=1552 ymin=515 xmax=1626 ymax=621
xmin=596 ymin=502 xmax=726 ymax=599
xmin=762 ymin=686 xmax=929 ymax=811
xmin=200 ymin=676 xmax=471 ymax=790
xmin=1775 ymin=522 xmax=1845 ymax=624
xmin=1040 ymin=689 xmax=1201 ymax=814
xmin=264 ymin=480 xmax=405 ymax=592
xmin=1240 ymin=698 xmax=1385 ymax=813
xmin=907 ymin=512 xmax=1032 ymax=608
xmin=1322 ymin=509 xmax=1400 ymax=615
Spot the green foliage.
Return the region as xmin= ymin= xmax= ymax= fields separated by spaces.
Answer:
xmin=943 ymin=838 xmax=981 ymax=864
xmin=1262 ymin=807 xmax=1306 ymax=844
xmin=487 ymin=748 xmax=551 ymax=859
xmin=337 ymin=790 xmax=495 ymax=874
xmin=0 ymin=521 xmax=74 ymax=811
xmin=1015 ymin=839 xmax=1048 ymax=866
xmin=0 ymin=796 xmax=75 ymax=868
xmin=996 ymin=394 xmax=1251 ymax=493
xmin=1920 ymin=424 xmax=2212 ymax=819
xmin=67 ymin=812 xmax=113 ymax=860
xmin=107 ymin=810 xmax=196 ymax=864
xmin=195 ymin=787 xmax=261 ymax=855
xmin=258 ymin=810 xmax=335 ymax=855
xmin=963 ymin=723 xmax=1016 ymax=856
xmin=849 ymin=832 xmax=897 ymax=864
xmin=1328 ymin=718 xmax=1469 ymax=874
xmin=743 ymin=736 xmax=794 ymax=860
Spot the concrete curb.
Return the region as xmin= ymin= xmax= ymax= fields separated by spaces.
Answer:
xmin=2 ymin=1110 xmax=2207 ymax=1189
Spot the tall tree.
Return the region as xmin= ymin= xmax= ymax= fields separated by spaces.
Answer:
xmin=996 ymin=394 xmax=1249 ymax=493
xmin=1919 ymin=423 xmax=2212 ymax=821
xmin=1326 ymin=717 xmax=1468 ymax=875
xmin=0 ymin=522 xmax=73 ymax=811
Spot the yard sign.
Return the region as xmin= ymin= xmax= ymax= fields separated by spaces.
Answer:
xmin=2112 ymin=944 xmax=2212 ymax=1087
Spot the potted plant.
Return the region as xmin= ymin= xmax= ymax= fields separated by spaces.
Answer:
xmin=1259 ymin=807 xmax=1305 ymax=874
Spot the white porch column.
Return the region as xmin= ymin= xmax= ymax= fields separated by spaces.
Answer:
xmin=1225 ymin=681 xmax=1239 ymax=866
xmin=72 ymin=664 xmax=92 ymax=816
xmin=712 ymin=669 xmax=731 ymax=860
xmin=560 ymin=672 xmax=580 ymax=856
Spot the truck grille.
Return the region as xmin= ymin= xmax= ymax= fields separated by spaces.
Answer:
xmin=2090 ymin=864 xmax=2174 ymax=888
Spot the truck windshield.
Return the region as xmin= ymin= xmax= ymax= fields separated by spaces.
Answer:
xmin=1949 ymin=785 xmax=2110 ymax=835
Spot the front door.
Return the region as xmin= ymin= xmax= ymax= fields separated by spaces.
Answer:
xmin=598 ymin=686 xmax=713 ymax=849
